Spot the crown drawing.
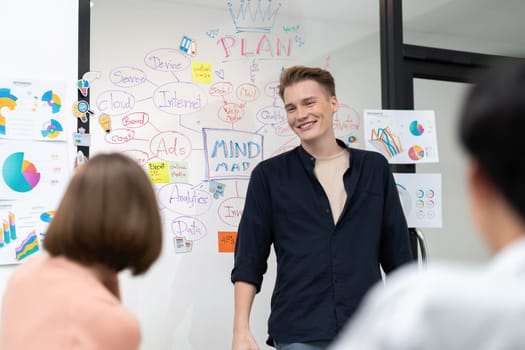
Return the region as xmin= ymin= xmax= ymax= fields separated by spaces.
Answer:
xmin=228 ymin=0 xmax=282 ymax=34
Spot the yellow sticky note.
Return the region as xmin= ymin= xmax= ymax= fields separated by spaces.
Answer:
xmin=148 ymin=162 xmax=170 ymax=184
xmin=192 ymin=62 xmax=212 ymax=83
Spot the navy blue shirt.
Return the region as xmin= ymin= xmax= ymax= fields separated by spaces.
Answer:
xmin=231 ymin=140 xmax=412 ymax=346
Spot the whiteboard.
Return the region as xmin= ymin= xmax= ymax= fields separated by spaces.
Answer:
xmin=89 ymin=1 xmax=382 ymax=349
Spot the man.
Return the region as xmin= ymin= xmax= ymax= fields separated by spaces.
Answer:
xmin=330 ymin=62 xmax=525 ymax=350
xmin=231 ymin=66 xmax=413 ymax=350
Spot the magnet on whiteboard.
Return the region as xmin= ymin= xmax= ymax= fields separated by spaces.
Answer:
xmin=98 ymin=113 xmax=111 ymax=133
xmin=209 ymin=180 xmax=226 ymax=199
xmin=72 ymin=100 xmax=93 ymax=123
xmin=74 ymin=150 xmax=88 ymax=169
xmin=189 ymin=40 xmax=197 ymax=56
xmin=179 ymin=35 xmax=192 ymax=53
xmin=77 ymin=79 xmax=90 ymax=97
xmin=72 ymin=130 xmax=91 ymax=147
xmin=173 ymin=236 xmax=193 ymax=253
xmin=82 ymin=71 xmax=101 ymax=83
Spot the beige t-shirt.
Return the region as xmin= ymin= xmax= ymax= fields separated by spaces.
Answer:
xmin=314 ymin=149 xmax=350 ymax=224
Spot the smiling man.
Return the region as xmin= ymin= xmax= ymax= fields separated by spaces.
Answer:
xmin=231 ymin=66 xmax=413 ymax=350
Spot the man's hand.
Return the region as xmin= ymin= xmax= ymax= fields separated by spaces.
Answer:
xmin=232 ymin=329 xmax=259 ymax=350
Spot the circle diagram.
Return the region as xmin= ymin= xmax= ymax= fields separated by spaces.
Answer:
xmin=408 ymin=145 xmax=425 ymax=161
xmin=41 ymin=119 xmax=63 ymax=139
xmin=40 ymin=210 xmax=56 ymax=223
xmin=409 ymin=120 xmax=424 ymax=136
xmin=2 ymin=152 xmax=41 ymax=192
xmin=41 ymin=90 xmax=62 ymax=113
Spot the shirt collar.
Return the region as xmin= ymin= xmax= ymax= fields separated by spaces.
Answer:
xmin=488 ymin=236 xmax=525 ymax=276
xmin=296 ymin=139 xmax=350 ymax=169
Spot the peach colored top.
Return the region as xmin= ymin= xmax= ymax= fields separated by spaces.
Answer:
xmin=0 ymin=254 xmax=140 ymax=350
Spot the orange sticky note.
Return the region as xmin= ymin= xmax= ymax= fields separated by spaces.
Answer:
xmin=218 ymin=231 xmax=237 ymax=253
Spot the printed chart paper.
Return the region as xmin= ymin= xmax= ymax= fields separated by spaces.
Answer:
xmin=0 ymin=80 xmax=68 ymax=142
xmin=0 ymin=201 xmax=56 ymax=265
xmin=364 ymin=109 xmax=439 ymax=164
xmin=394 ymin=173 xmax=442 ymax=228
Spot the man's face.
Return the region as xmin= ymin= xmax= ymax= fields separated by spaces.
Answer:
xmin=283 ymin=79 xmax=338 ymax=145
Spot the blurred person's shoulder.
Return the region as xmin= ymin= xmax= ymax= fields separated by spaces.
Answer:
xmin=350 ymin=261 xmax=525 ymax=349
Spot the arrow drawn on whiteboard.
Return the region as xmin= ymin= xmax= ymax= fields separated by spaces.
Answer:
xmin=170 ymin=72 xmax=181 ymax=82
xmin=178 ymin=115 xmax=202 ymax=134
xmin=325 ymin=56 xmax=331 ymax=70
xmin=215 ymin=69 xmax=225 ymax=80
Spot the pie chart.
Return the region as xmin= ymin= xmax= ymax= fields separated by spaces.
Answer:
xmin=2 ymin=152 xmax=41 ymax=192
xmin=41 ymin=119 xmax=63 ymax=139
xmin=41 ymin=90 xmax=62 ymax=113
xmin=408 ymin=145 xmax=425 ymax=161
xmin=40 ymin=210 xmax=56 ymax=223
xmin=409 ymin=120 xmax=424 ymax=136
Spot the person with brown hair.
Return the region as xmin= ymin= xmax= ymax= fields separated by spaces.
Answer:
xmin=0 ymin=153 xmax=162 ymax=350
xmin=231 ymin=66 xmax=413 ymax=350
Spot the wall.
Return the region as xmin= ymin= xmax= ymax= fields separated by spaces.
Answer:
xmin=414 ymin=79 xmax=490 ymax=262
xmin=0 ymin=0 xmax=78 ymax=303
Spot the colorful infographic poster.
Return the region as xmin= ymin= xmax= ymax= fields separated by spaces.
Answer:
xmin=0 ymin=79 xmax=67 ymax=142
xmin=0 ymin=201 xmax=56 ymax=265
xmin=0 ymin=78 xmax=71 ymax=265
xmin=0 ymin=141 xmax=70 ymax=201
xmin=393 ymin=173 xmax=442 ymax=228
xmin=364 ymin=109 xmax=439 ymax=164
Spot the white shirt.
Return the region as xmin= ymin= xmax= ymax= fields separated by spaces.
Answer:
xmin=330 ymin=238 xmax=525 ymax=350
